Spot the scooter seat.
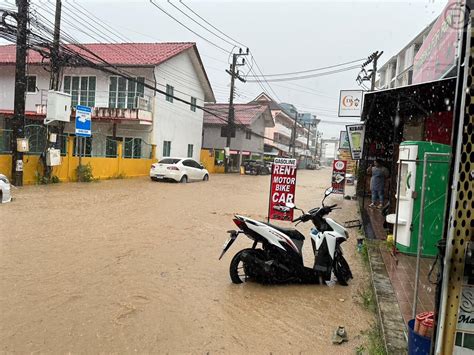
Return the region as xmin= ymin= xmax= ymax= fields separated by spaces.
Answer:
xmin=263 ymin=223 xmax=305 ymax=241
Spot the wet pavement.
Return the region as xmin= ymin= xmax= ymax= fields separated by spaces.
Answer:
xmin=0 ymin=169 xmax=373 ymax=353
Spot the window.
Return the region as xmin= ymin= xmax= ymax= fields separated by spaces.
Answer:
xmin=220 ymin=126 xmax=235 ymax=138
xmin=166 ymin=85 xmax=174 ymax=103
xmin=108 ymin=76 xmax=145 ymax=109
xmin=190 ymin=97 xmax=197 ymax=112
xmin=26 ymin=76 xmax=36 ymax=93
xmin=182 ymin=159 xmax=193 ymax=167
xmin=123 ymin=138 xmax=142 ymax=159
xmin=187 ymin=144 xmax=193 ymax=158
xmin=159 ymin=158 xmax=180 ymax=164
xmin=64 ymin=76 xmax=96 ymax=108
xmin=73 ymin=136 xmax=92 ymax=157
xmin=245 ymin=130 xmax=252 ymax=140
xmin=106 ymin=137 xmax=119 ymax=158
xmin=163 ymin=140 xmax=171 ymax=157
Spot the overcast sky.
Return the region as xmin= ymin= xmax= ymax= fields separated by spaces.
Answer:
xmin=1 ymin=0 xmax=447 ymax=137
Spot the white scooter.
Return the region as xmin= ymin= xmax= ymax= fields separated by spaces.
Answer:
xmin=219 ymin=187 xmax=353 ymax=285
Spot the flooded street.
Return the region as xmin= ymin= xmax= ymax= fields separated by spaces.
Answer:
xmin=0 ymin=169 xmax=373 ymax=353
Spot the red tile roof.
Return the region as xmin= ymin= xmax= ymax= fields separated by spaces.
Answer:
xmin=0 ymin=42 xmax=195 ymax=66
xmin=203 ymin=103 xmax=270 ymax=126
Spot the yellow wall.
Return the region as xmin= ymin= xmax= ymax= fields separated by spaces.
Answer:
xmin=200 ymin=149 xmax=224 ymax=174
xmin=0 ymin=137 xmax=157 ymax=184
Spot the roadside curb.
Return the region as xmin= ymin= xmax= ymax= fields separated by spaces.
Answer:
xmin=367 ymin=242 xmax=408 ymax=354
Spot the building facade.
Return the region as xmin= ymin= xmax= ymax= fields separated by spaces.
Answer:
xmin=202 ymin=103 xmax=274 ymax=172
xmin=0 ymin=43 xmax=215 ymax=164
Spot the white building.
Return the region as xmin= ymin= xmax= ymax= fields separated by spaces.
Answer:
xmin=377 ymin=22 xmax=434 ymax=89
xmin=0 ymin=43 xmax=215 ymax=160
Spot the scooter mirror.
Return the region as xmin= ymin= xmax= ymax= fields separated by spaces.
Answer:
xmin=324 ymin=187 xmax=334 ymax=196
xmin=285 ymin=202 xmax=295 ymax=209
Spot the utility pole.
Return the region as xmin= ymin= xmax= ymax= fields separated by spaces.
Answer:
xmin=50 ymin=0 xmax=62 ymax=91
xmin=291 ymin=113 xmax=298 ymax=158
xmin=224 ymin=48 xmax=248 ymax=173
xmin=44 ymin=0 xmax=62 ymax=180
xmin=371 ymin=51 xmax=383 ymax=91
xmin=10 ymin=0 xmax=29 ymax=186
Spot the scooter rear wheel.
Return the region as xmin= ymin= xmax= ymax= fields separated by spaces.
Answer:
xmin=229 ymin=249 xmax=263 ymax=284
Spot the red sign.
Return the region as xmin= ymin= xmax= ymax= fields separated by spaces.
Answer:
xmin=268 ymin=158 xmax=297 ymax=221
xmin=412 ymin=0 xmax=459 ymax=84
xmin=331 ymin=160 xmax=347 ymax=194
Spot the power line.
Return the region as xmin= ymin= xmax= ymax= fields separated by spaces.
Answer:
xmin=149 ymin=0 xmax=231 ymax=54
xmin=167 ymin=0 xmax=236 ymax=48
xmin=246 ymin=65 xmax=361 ymax=83
xmin=246 ymin=58 xmax=365 ymax=77
xmin=178 ymin=0 xmax=247 ymax=49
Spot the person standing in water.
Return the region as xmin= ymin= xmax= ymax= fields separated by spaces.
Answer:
xmin=367 ymin=159 xmax=389 ymax=208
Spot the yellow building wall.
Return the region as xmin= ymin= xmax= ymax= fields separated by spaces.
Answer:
xmin=200 ymin=149 xmax=224 ymax=174
xmin=0 ymin=137 xmax=157 ymax=184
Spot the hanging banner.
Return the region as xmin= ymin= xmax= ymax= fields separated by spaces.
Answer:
xmin=346 ymin=123 xmax=365 ymax=160
xmin=339 ymin=130 xmax=350 ymax=149
xmin=338 ymin=90 xmax=363 ymax=117
xmin=331 ymin=160 xmax=347 ymax=194
xmin=268 ymin=158 xmax=297 ymax=221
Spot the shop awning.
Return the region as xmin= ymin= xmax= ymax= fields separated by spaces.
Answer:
xmin=362 ymin=77 xmax=456 ymax=121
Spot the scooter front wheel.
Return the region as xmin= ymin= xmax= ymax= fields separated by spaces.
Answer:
xmin=334 ymin=254 xmax=353 ymax=286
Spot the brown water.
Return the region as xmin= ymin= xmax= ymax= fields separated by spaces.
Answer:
xmin=0 ymin=169 xmax=373 ymax=353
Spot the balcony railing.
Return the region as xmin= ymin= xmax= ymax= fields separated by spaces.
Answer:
xmin=35 ymin=90 xmax=154 ymax=123
xmin=275 ymin=123 xmax=292 ymax=138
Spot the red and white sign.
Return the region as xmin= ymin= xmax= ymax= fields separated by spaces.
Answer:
xmin=268 ymin=158 xmax=297 ymax=221
xmin=331 ymin=160 xmax=347 ymax=194
xmin=412 ymin=0 xmax=459 ymax=84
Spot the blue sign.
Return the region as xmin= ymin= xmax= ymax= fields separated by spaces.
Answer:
xmin=75 ymin=105 xmax=92 ymax=137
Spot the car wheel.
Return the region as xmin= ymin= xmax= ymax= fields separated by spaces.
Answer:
xmin=180 ymin=175 xmax=188 ymax=183
xmin=203 ymin=174 xmax=209 ymax=181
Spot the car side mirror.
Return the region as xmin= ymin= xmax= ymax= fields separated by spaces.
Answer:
xmin=200 ymin=164 xmax=204 ymax=170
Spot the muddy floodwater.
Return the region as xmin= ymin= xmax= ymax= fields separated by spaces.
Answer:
xmin=0 ymin=169 xmax=373 ymax=353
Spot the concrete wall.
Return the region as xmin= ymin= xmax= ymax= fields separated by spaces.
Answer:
xmin=0 ymin=136 xmax=156 ymax=184
xmin=153 ymin=50 xmax=205 ymax=161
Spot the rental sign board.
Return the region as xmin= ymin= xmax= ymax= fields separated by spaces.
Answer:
xmin=268 ymin=158 xmax=297 ymax=221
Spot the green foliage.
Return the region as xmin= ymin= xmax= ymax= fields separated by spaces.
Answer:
xmin=356 ymin=324 xmax=387 ymax=355
xmin=76 ymin=163 xmax=94 ymax=182
xmin=34 ymin=172 xmax=61 ymax=185
xmin=108 ymin=172 xmax=126 ymax=180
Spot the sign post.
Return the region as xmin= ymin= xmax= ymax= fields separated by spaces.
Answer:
xmin=331 ymin=160 xmax=347 ymax=194
xmin=75 ymin=105 xmax=92 ymax=166
xmin=268 ymin=158 xmax=297 ymax=222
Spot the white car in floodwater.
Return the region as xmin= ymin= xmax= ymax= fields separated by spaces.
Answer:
xmin=0 ymin=174 xmax=12 ymax=203
xmin=150 ymin=158 xmax=209 ymax=183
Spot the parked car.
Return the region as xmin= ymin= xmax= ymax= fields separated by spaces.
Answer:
xmin=150 ymin=158 xmax=209 ymax=183
xmin=345 ymin=173 xmax=355 ymax=185
xmin=0 ymin=174 xmax=12 ymax=203
xmin=242 ymin=160 xmax=271 ymax=175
